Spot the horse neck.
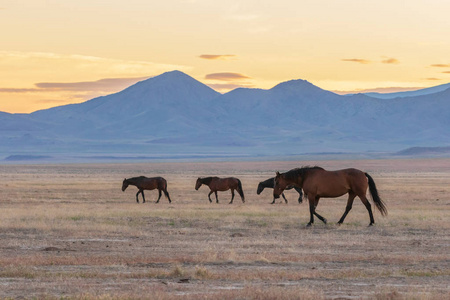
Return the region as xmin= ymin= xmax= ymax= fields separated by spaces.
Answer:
xmin=200 ymin=177 xmax=213 ymax=185
xmin=127 ymin=177 xmax=141 ymax=186
xmin=284 ymin=169 xmax=310 ymax=187
xmin=262 ymin=178 xmax=275 ymax=188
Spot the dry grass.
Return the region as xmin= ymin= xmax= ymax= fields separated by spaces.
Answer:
xmin=0 ymin=159 xmax=449 ymax=299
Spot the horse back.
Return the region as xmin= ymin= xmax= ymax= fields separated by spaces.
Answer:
xmin=305 ymin=168 xmax=367 ymax=197
xmin=136 ymin=176 xmax=166 ymax=190
xmin=211 ymin=177 xmax=240 ymax=191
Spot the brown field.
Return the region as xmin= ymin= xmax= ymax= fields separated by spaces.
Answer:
xmin=0 ymin=159 xmax=449 ymax=299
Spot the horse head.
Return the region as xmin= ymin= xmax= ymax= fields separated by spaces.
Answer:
xmin=195 ymin=178 xmax=202 ymax=190
xmin=256 ymin=182 xmax=264 ymax=194
xmin=122 ymin=178 xmax=129 ymax=191
xmin=273 ymin=171 xmax=287 ymax=199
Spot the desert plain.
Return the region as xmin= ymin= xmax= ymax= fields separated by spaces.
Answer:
xmin=0 ymin=158 xmax=449 ymax=299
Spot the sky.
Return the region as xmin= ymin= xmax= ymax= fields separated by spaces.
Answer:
xmin=1 ymin=0 xmax=450 ymax=113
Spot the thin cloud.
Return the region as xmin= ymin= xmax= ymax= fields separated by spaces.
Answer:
xmin=0 ymin=88 xmax=40 ymax=93
xmin=0 ymin=77 xmax=149 ymax=102
xmin=35 ymin=77 xmax=149 ymax=91
xmin=34 ymin=99 xmax=73 ymax=104
xmin=425 ymin=78 xmax=441 ymax=81
xmin=431 ymin=64 xmax=450 ymax=68
xmin=199 ymin=54 xmax=236 ymax=60
xmin=206 ymin=83 xmax=254 ymax=92
xmin=205 ymin=72 xmax=251 ymax=81
xmin=341 ymin=58 xmax=371 ymax=64
xmin=442 ymin=71 xmax=450 ymax=74
xmin=333 ymin=87 xmax=422 ymax=94
xmin=382 ymin=58 xmax=400 ymax=64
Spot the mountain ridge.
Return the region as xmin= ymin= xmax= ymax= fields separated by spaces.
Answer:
xmin=1 ymin=70 xmax=449 ymax=160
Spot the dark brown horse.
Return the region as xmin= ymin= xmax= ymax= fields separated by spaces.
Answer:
xmin=195 ymin=177 xmax=245 ymax=204
xmin=257 ymin=177 xmax=303 ymax=204
xmin=274 ymin=167 xmax=387 ymax=226
xmin=122 ymin=176 xmax=171 ymax=203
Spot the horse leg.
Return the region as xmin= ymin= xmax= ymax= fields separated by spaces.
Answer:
xmin=313 ymin=199 xmax=327 ymax=224
xmin=295 ymin=187 xmax=303 ymax=203
xmin=164 ymin=189 xmax=172 ymax=203
xmin=141 ymin=190 xmax=146 ymax=203
xmin=229 ymin=189 xmax=235 ymax=204
xmin=282 ymin=193 xmax=288 ymax=204
xmin=208 ymin=191 xmax=213 ymax=203
xmin=359 ymin=195 xmax=375 ymax=226
xmin=270 ymin=197 xmax=276 ymax=204
xmin=135 ymin=190 xmax=141 ymax=203
xmin=214 ymin=191 xmax=219 ymax=204
xmin=156 ymin=189 xmax=162 ymax=203
xmin=307 ymin=195 xmax=317 ymax=227
xmin=338 ymin=192 xmax=356 ymax=225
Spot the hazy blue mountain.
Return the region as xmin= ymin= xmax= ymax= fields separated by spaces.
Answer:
xmin=1 ymin=70 xmax=449 ymax=160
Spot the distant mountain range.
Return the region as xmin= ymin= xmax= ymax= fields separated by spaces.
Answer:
xmin=1 ymin=70 xmax=449 ymax=161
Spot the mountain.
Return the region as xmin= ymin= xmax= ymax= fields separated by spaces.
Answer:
xmin=29 ymin=70 xmax=221 ymax=139
xmin=1 ymin=70 xmax=449 ymax=161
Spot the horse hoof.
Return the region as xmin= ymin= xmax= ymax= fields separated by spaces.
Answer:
xmin=323 ymin=219 xmax=327 ymax=224
xmin=306 ymin=223 xmax=312 ymax=227
xmin=368 ymin=223 xmax=374 ymax=227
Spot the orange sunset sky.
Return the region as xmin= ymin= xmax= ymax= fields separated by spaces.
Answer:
xmin=1 ymin=0 xmax=449 ymax=113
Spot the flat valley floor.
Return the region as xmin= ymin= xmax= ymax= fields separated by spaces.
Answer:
xmin=0 ymin=159 xmax=449 ymax=299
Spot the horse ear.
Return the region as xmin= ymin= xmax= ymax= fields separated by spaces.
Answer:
xmin=276 ymin=171 xmax=281 ymax=176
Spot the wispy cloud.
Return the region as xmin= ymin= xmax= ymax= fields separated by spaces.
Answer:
xmin=0 ymin=88 xmax=39 ymax=93
xmin=431 ymin=64 xmax=450 ymax=68
xmin=206 ymin=83 xmax=254 ymax=91
xmin=425 ymin=77 xmax=441 ymax=81
xmin=333 ymin=87 xmax=422 ymax=94
xmin=341 ymin=58 xmax=371 ymax=64
xmin=0 ymin=77 xmax=149 ymax=94
xmin=442 ymin=71 xmax=450 ymax=74
xmin=205 ymin=72 xmax=251 ymax=81
xmin=34 ymin=77 xmax=149 ymax=92
xmin=382 ymin=58 xmax=400 ymax=64
xmin=199 ymin=54 xmax=236 ymax=60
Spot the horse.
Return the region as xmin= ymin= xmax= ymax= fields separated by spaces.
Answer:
xmin=195 ymin=177 xmax=245 ymax=204
xmin=122 ymin=176 xmax=171 ymax=203
xmin=257 ymin=177 xmax=304 ymax=204
xmin=274 ymin=167 xmax=387 ymax=226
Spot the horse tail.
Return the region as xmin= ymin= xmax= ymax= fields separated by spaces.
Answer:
xmin=161 ymin=178 xmax=171 ymax=202
xmin=365 ymin=173 xmax=387 ymax=216
xmin=237 ymin=179 xmax=245 ymax=201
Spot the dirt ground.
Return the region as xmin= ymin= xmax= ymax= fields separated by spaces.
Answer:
xmin=0 ymin=159 xmax=449 ymax=299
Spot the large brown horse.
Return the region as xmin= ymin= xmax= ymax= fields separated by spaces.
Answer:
xmin=195 ymin=177 xmax=245 ymax=204
xmin=274 ymin=167 xmax=387 ymax=226
xmin=122 ymin=176 xmax=171 ymax=203
xmin=257 ymin=177 xmax=303 ymax=204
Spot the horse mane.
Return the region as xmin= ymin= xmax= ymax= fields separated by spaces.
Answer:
xmin=260 ymin=177 xmax=275 ymax=187
xmin=200 ymin=177 xmax=214 ymax=185
xmin=283 ymin=166 xmax=324 ymax=181
xmin=126 ymin=176 xmax=147 ymax=184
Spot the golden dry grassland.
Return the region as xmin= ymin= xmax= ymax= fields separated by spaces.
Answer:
xmin=0 ymin=159 xmax=449 ymax=299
